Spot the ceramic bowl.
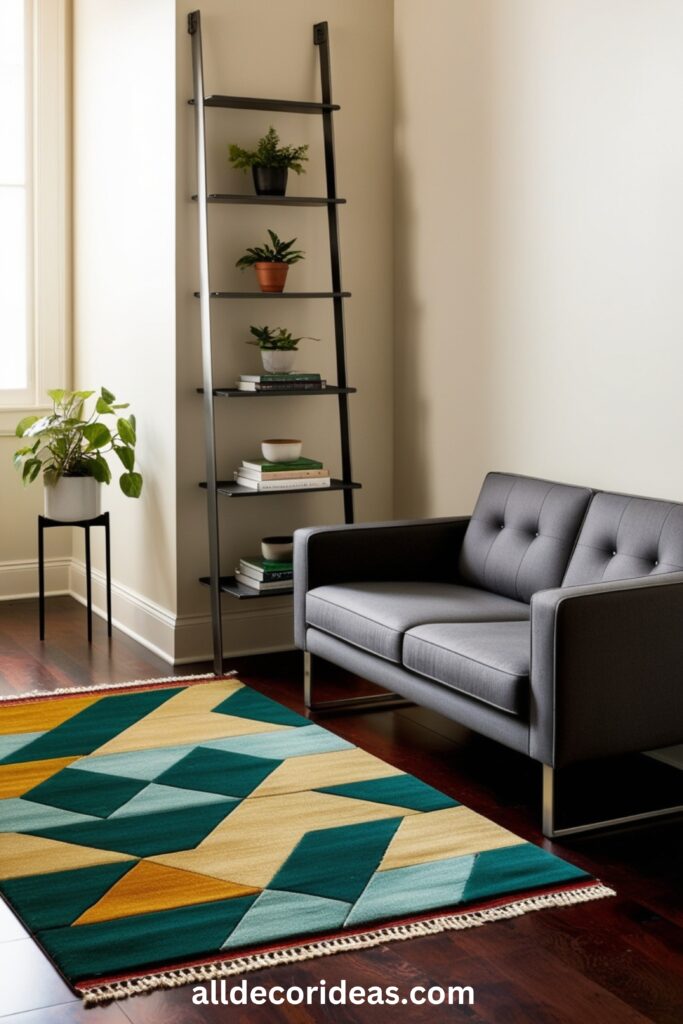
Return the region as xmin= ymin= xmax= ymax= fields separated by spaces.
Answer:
xmin=261 ymin=438 xmax=302 ymax=463
xmin=261 ymin=536 xmax=294 ymax=562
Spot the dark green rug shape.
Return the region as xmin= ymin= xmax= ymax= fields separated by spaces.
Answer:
xmin=40 ymin=894 xmax=259 ymax=982
xmin=25 ymin=768 xmax=147 ymax=818
xmin=270 ymin=817 xmax=402 ymax=903
xmin=156 ymin=746 xmax=281 ymax=799
xmin=319 ymin=775 xmax=460 ymax=813
xmin=213 ymin=687 xmax=308 ymax=728
xmin=28 ymin=800 xmax=237 ymax=858
xmin=1 ymin=862 xmax=136 ymax=931
xmin=0 ymin=689 xmax=177 ymax=765
xmin=461 ymin=844 xmax=589 ymax=905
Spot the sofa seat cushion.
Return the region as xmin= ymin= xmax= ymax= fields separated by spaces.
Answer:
xmin=305 ymin=581 xmax=530 ymax=664
xmin=403 ymin=621 xmax=531 ymax=716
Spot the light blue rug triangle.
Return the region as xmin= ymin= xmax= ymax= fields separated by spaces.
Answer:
xmin=0 ymin=798 xmax=99 ymax=833
xmin=222 ymin=889 xmax=351 ymax=951
xmin=0 ymin=732 xmax=45 ymax=763
xmin=69 ymin=745 xmax=196 ymax=781
xmin=109 ymin=783 xmax=238 ymax=818
xmin=203 ymin=724 xmax=352 ymax=760
xmin=345 ymin=853 xmax=476 ymax=926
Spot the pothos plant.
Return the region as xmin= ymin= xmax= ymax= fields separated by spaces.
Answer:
xmin=14 ymin=388 xmax=143 ymax=498
xmin=247 ymin=325 xmax=319 ymax=351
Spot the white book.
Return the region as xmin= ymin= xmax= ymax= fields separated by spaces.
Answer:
xmin=234 ymin=571 xmax=292 ymax=592
xmin=235 ymin=475 xmax=332 ymax=492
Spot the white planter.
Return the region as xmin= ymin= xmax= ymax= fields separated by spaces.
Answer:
xmin=45 ymin=476 xmax=101 ymax=522
xmin=261 ymin=349 xmax=297 ymax=374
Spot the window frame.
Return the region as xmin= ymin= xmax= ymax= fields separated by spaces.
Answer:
xmin=0 ymin=0 xmax=70 ymax=433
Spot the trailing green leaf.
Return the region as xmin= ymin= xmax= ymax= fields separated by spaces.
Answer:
xmin=120 ymin=471 xmax=143 ymax=498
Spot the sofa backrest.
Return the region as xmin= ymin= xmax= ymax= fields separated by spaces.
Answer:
xmin=563 ymin=491 xmax=683 ymax=586
xmin=459 ymin=473 xmax=593 ymax=603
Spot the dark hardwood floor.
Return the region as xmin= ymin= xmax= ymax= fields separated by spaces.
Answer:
xmin=0 ymin=596 xmax=681 ymax=1023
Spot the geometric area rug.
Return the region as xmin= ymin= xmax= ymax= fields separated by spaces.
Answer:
xmin=0 ymin=676 xmax=614 ymax=1005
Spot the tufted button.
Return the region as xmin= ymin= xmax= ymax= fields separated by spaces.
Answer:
xmin=534 ymin=531 xmax=540 ymax=538
xmin=499 ymin=524 xmax=505 ymax=530
xmin=611 ymin=550 xmax=617 ymax=556
xmin=654 ymin=560 xmax=659 ymax=567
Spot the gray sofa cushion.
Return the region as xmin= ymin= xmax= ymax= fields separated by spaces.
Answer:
xmin=305 ymin=581 xmax=530 ymax=664
xmin=563 ymin=492 xmax=683 ymax=586
xmin=459 ymin=473 xmax=592 ymax=603
xmin=403 ymin=621 xmax=530 ymax=716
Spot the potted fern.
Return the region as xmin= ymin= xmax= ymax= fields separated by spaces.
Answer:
xmin=228 ymin=126 xmax=308 ymax=197
xmin=236 ymin=230 xmax=305 ymax=292
xmin=13 ymin=388 xmax=142 ymax=522
xmin=247 ymin=325 xmax=319 ymax=373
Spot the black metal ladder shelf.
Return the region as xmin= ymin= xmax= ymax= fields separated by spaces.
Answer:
xmin=188 ymin=11 xmax=359 ymax=674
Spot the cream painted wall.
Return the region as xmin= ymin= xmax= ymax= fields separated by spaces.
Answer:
xmin=174 ymin=0 xmax=394 ymax=657
xmin=394 ymin=0 xmax=683 ymax=517
xmin=72 ymin=2 xmax=177 ymax=626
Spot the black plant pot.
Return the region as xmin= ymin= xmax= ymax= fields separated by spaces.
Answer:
xmin=252 ymin=166 xmax=288 ymax=197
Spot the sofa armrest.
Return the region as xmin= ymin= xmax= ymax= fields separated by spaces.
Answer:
xmin=293 ymin=516 xmax=470 ymax=649
xmin=530 ymin=572 xmax=683 ymax=767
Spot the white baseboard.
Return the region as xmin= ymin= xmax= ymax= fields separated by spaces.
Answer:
xmin=69 ymin=559 xmax=296 ymax=665
xmin=0 ymin=557 xmax=71 ymax=601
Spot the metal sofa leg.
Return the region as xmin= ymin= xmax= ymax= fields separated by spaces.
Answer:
xmin=303 ymin=651 xmax=411 ymax=713
xmin=542 ymin=764 xmax=683 ymax=838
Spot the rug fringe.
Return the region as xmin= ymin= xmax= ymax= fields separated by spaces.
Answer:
xmin=0 ymin=672 xmax=237 ymax=703
xmin=79 ymin=883 xmax=615 ymax=1006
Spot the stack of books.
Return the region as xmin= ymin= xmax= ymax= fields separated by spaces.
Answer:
xmin=235 ymin=456 xmax=331 ymax=491
xmin=235 ymin=556 xmax=293 ymax=592
xmin=236 ymin=373 xmax=327 ymax=393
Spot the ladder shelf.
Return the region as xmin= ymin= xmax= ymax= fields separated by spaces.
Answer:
xmin=188 ymin=11 xmax=357 ymax=673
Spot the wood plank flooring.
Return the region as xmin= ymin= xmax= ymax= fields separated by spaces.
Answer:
xmin=0 ymin=596 xmax=681 ymax=1023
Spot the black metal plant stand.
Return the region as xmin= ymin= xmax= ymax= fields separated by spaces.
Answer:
xmin=188 ymin=11 xmax=360 ymax=676
xmin=38 ymin=512 xmax=112 ymax=643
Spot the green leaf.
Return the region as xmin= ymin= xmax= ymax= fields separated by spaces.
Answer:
xmin=47 ymin=389 xmax=65 ymax=404
xmin=115 ymin=445 xmax=135 ymax=471
xmin=89 ymin=455 xmax=111 ymax=484
xmin=96 ymin=397 xmax=115 ymax=415
xmin=74 ymin=390 xmax=95 ymax=401
xmin=22 ymin=459 xmax=42 ymax=485
xmin=101 ymin=387 xmax=116 ymax=404
xmin=118 ymin=417 xmax=136 ymax=445
xmin=82 ymin=423 xmax=111 ymax=450
xmin=120 ymin=471 xmax=143 ymax=498
xmin=15 ymin=415 xmax=38 ymax=437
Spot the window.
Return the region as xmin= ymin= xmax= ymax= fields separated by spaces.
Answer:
xmin=0 ymin=0 xmax=69 ymax=427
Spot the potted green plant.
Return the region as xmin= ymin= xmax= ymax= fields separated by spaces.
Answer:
xmin=247 ymin=325 xmax=319 ymax=373
xmin=236 ymin=230 xmax=305 ymax=292
xmin=13 ymin=387 xmax=143 ymax=522
xmin=228 ymin=126 xmax=308 ymax=197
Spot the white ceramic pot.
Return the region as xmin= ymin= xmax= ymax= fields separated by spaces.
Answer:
xmin=261 ymin=349 xmax=296 ymax=374
xmin=261 ymin=439 xmax=303 ymax=463
xmin=45 ymin=476 xmax=101 ymax=522
xmin=261 ymin=536 xmax=294 ymax=562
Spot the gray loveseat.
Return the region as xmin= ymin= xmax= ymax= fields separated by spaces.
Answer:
xmin=294 ymin=472 xmax=683 ymax=837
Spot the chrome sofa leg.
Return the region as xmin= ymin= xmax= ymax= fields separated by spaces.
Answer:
xmin=542 ymin=763 xmax=683 ymax=838
xmin=303 ymin=651 xmax=411 ymax=713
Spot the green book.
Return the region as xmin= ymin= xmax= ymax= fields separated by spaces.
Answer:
xmin=240 ymin=557 xmax=294 ymax=573
xmin=242 ymin=456 xmax=324 ymax=473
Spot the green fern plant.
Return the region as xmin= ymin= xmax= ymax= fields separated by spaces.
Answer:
xmin=229 ymin=126 xmax=308 ymax=174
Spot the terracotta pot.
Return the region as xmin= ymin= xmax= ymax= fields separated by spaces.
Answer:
xmin=254 ymin=262 xmax=289 ymax=293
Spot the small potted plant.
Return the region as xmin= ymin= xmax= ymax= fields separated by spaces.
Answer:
xmin=247 ymin=325 xmax=319 ymax=374
xmin=13 ymin=387 xmax=143 ymax=522
xmin=236 ymin=230 xmax=304 ymax=292
xmin=228 ymin=126 xmax=308 ymax=197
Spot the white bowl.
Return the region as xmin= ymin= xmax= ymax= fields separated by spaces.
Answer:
xmin=261 ymin=438 xmax=302 ymax=463
xmin=261 ymin=536 xmax=294 ymax=562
